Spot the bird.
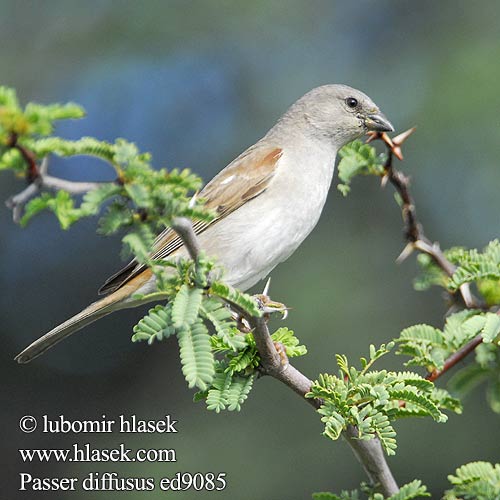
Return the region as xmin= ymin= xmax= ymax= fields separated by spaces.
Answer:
xmin=15 ymin=84 xmax=393 ymax=364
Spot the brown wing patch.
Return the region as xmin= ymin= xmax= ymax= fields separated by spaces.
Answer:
xmin=98 ymin=144 xmax=282 ymax=295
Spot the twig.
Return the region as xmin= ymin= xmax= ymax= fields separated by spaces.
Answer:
xmin=369 ymin=130 xmax=475 ymax=309
xmin=344 ymin=426 xmax=400 ymax=498
xmin=250 ymin=315 xmax=320 ymax=407
xmin=171 ymin=216 xmax=202 ymax=261
xmin=426 ymin=334 xmax=483 ymax=382
xmin=42 ymin=175 xmax=101 ymax=193
xmin=368 ymin=130 xmax=491 ymax=384
xmin=5 ymin=183 xmax=39 ymax=223
xmin=7 ymin=132 xmax=39 ymax=181
xmin=5 ymin=155 xmax=104 ymax=223
xmin=171 ymin=217 xmax=400 ymax=496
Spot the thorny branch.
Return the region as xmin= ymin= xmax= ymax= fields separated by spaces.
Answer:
xmin=427 ymin=334 xmax=483 ymax=382
xmin=368 ymin=130 xmax=487 ymax=383
xmin=172 ymin=217 xmax=400 ymax=498
xmin=368 ymin=129 xmax=475 ymax=309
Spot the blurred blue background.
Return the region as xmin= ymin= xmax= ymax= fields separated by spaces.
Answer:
xmin=1 ymin=1 xmax=499 ymax=498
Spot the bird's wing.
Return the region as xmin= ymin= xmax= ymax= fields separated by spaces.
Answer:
xmin=98 ymin=144 xmax=283 ymax=295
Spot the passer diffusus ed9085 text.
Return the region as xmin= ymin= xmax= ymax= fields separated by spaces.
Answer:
xmin=16 ymin=84 xmax=393 ymax=364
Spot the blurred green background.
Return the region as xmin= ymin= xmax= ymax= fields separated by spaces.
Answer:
xmin=2 ymin=1 xmax=499 ymax=498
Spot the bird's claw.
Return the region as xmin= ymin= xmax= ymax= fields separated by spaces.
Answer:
xmin=273 ymin=341 xmax=289 ymax=370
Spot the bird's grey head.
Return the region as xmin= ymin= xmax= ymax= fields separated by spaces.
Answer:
xmin=277 ymin=84 xmax=394 ymax=148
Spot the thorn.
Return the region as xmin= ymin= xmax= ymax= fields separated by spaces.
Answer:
xmin=396 ymin=242 xmax=415 ymax=264
xmin=262 ymin=277 xmax=271 ymax=297
xmin=366 ymin=131 xmax=381 ymax=143
xmin=380 ymin=132 xmax=394 ymax=148
xmin=39 ymin=157 xmax=49 ymax=175
xmin=392 ymin=127 xmax=416 ymax=146
xmin=392 ymin=146 xmax=404 ymax=161
xmin=188 ymin=191 xmax=199 ymax=209
xmin=380 ymin=173 xmax=390 ymax=188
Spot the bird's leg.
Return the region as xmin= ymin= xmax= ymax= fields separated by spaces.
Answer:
xmin=254 ymin=278 xmax=291 ymax=370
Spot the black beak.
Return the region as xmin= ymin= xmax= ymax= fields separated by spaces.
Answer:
xmin=365 ymin=112 xmax=394 ymax=132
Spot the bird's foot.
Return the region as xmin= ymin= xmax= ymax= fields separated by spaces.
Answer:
xmin=253 ymin=278 xmax=289 ymax=319
xmin=273 ymin=341 xmax=289 ymax=370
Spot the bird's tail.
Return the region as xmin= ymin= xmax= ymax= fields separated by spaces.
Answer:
xmin=15 ymin=293 xmax=126 ymax=364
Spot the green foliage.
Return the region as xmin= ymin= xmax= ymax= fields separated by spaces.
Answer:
xmin=21 ymin=191 xmax=80 ymax=229
xmin=396 ymin=310 xmax=500 ymax=413
xmin=384 ymin=480 xmax=429 ymax=500
xmin=415 ymin=241 xmax=500 ymax=307
xmin=337 ymin=140 xmax=386 ymax=196
xmin=172 ymin=284 xmax=203 ymax=328
xmin=313 ymin=480 xmax=429 ymax=500
xmin=200 ymin=299 xmax=247 ymax=350
xmin=448 ymin=241 xmax=500 ymax=295
xmin=196 ymin=327 xmax=307 ymax=412
xmin=443 ymin=461 xmax=500 ymax=500
xmin=313 ymin=491 xmax=359 ymax=500
xmin=0 ymin=85 xmax=84 ymax=140
xmin=178 ymin=320 xmax=215 ymax=391
xmin=0 ymin=86 xmax=210 ymax=274
xmin=396 ymin=310 xmax=500 ymax=372
xmin=209 ymin=281 xmax=262 ymax=318
xmin=308 ymin=343 xmax=457 ymax=455
xmin=449 ymin=342 xmax=500 ymax=413
xmin=131 ymin=304 xmax=175 ymax=344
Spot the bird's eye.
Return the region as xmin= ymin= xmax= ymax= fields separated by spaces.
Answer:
xmin=345 ymin=97 xmax=358 ymax=109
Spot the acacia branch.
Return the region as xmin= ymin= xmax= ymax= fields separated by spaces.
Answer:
xmin=5 ymin=155 xmax=104 ymax=223
xmin=426 ymin=334 xmax=483 ymax=382
xmin=171 ymin=217 xmax=399 ymax=497
xmin=369 ymin=131 xmax=492 ymax=383
xmin=370 ymin=130 xmax=475 ymax=309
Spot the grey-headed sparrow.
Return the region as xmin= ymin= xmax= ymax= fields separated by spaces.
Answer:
xmin=16 ymin=84 xmax=393 ymax=363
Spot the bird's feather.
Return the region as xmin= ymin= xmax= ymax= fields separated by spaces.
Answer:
xmin=98 ymin=144 xmax=283 ymax=294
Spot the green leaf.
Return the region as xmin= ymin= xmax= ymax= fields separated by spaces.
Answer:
xmin=225 ymin=374 xmax=255 ymax=411
xmin=200 ymin=299 xmax=247 ymax=350
xmin=0 ymin=85 xmax=20 ymax=109
xmin=98 ymin=202 xmax=132 ymax=234
xmin=132 ymin=304 xmax=174 ymax=344
xmin=444 ymin=461 xmax=500 ymax=500
xmin=337 ymin=140 xmax=385 ymax=196
xmin=177 ymin=321 xmax=215 ymax=391
xmin=210 ymin=281 xmax=262 ymax=317
xmin=390 ymin=389 xmax=446 ymax=422
xmin=387 ymin=480 xmax=429 ymax=499
xmin=481 ymin=313 xmax=500 ymax=343
xmin=21 ymin=191 xmax=80 ymax=229
xmin=20 ymin=194 xmax=52 ymax=226
xmin=79 ymin=183 xmax=121 ymax=216
xmin=271 ymin=327 xmax=307 ymax=357
xmin=121 ymin=224 xmax=155 ymax=262
xmin=172 ymin=284 xmax=203 ymax=328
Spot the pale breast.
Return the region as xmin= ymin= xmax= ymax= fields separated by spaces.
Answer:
xmin=197 ymin=146 xmax=337 ymax=290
